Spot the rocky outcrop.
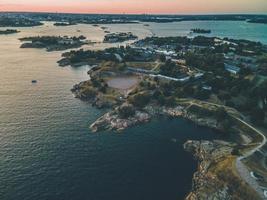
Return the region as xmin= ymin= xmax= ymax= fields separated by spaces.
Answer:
xmin=184 ymin=112 xmax=219 ymax=130
xmin=90 ymin=110 xmax=151 ymax=132
xmin=184 ymin=140 xmax=234 ymax=200
xmin=89 ymin=105 xmax=227 ymax=133
xmin=90 ymin=105 xmax=185 ymax=132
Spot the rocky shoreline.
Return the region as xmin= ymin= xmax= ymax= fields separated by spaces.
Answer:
xmin=184 ymin=140 xmax=234 ymax=200
xmin=86 ymin=102 xmax=262 ymax=199
xmin=89 ymin=104 xmax=222 ymax=133
xmin=70 ymin=67 xmax=261 ymax=199
xmin=183 ymin=140 xmax=261 ymax=200
xmin=90 ymin=110 xmax=151 ymax=132
xmin=71 ymin=80 xmax=227 ymax=133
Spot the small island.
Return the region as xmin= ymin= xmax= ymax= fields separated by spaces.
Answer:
xmin=19 ymin=35 xmax=88 ymax=52
xmin=104 ymin=32 xmax=138 ymax=43
xmin=191 ymin=28 xmax=211 ymax=34
xmin=0 ymin=29 xmax=20 ymax=35
xmin=54 ymin=22 xmax=76 ymax=26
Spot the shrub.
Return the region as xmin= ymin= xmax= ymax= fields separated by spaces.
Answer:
xmin=81 ymin=87 xmax=97 ymax=99
xmin=118 ymin=104 xmax=136 ymax=118
xmin=129 ymin=92 xmax=150 ymax=107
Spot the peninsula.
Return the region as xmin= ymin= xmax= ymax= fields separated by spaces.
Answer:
xmin=62 ymin=34 xmax=267 ymax=199
xmin=19 ymin=35 xmax=88 ymax=51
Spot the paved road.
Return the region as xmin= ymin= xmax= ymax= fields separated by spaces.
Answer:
xmin=234 ymin=117 xmax=267 ymax=199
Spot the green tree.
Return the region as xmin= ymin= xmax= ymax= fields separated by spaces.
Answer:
xmin=118 ymin=104 xmax=136 ymax=118
xmin=129 ymin=92 xmax=150 ymax=108
xmin=250 ymin=108 xmax=265 ymax=125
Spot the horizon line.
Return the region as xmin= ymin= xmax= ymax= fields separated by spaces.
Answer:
xmin=1 ymin=11 xmax=267 ymax=16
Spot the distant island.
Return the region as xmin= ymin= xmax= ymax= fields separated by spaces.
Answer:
xmin=0 ymin=29 xmax=20 ymax=35
xmin=248 ymin=18 xmax=267 ymax=24
xmin=54 ymin=22 xmax=76 ymax=26
xmin=191 ymin=28 xmax=211 ymax=34
xmin=1 ymin=13 xmax=267 ymax=25
xmin=103 ymin=32 xmax=138 ymax=43
xmin=19 ymin=35 xmax=88 ymax=51
xmin=0 ymin=16 xmax=42 ymax=27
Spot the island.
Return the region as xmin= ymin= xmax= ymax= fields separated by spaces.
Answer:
xmin=103 ymin=32 xmax=138 ymax=43
xmin=191 ymin=28 xmax=211 ymax=34
xmin=0 ymin=29 xmax=20 ymax=35
xmin=0 ymin=16 xmax=42 ymax=27
xmin=19 ymin=35 xmax=88 ymax=51
xmin=54 ymin=22 xmax=77 ymax=26
xmin=59 ymin=34 xmax=267 ymax=199
xmin=248 ymin=18 xmax=267 ymax=24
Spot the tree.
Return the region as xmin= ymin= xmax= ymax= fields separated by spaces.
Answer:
xmin=194 ymin=89 xmax=211 ymax=100
xmin=129 ymin=92 xmax=150 ymax=108
xmin=250 ymin=108 xmax=265 ymax=125
xmin=118 ymin=104 xmax=136 ymax=118
xmin=220 ymin=119 xmax=232 ymax=133
xmin=165 ymin=96 xmax=176 ymax=107
xmin=159 ymin=54 xmax=166 ymax=62
xmin=175 ymin=44 xmax=183 ymax=52
xmin=159 ymin=59 xmax=177 ymax=77
xmin=80 ymin=87 xmax=97 ymax=99
xmin=216 ymin=107 xmax=228 ymax=121
xmin=183 ymin=85 xmax=195 ymax=97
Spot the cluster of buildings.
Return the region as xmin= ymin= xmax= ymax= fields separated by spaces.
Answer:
xmin=224 ymin=52 xmax=258 ymax=74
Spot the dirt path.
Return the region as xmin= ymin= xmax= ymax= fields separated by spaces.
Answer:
xmin=234 ymin=117 xmax=267 ymax=199
xmin=183 ymin=98 xmax=267 ymax=199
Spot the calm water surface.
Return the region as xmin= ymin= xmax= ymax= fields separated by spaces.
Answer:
xmin=0 ymin=21 xmax=266 ymax=200
xmin=147 ymin=20 xmax=267 ymax=44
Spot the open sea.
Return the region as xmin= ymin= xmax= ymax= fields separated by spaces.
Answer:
xmin=0 ymin=20 xmax=266 ymax=200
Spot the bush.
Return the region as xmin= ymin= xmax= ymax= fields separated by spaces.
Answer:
xmin=215 ymin=107 xmax=228 ymax=120
xmin=129 ymin=92 xmax=150 ymax=107
xmin=81 ymin=87 xmax=97 ymax=99
xmin=165 ymin=96 xmax=176 ymax=107
xmin=250 ymin=108 xmax=265 ymax=125
xmin=118 ymin=104 xmax=136 ymax=118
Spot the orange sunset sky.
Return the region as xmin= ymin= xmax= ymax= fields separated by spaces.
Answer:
xmin=0 ymin=0 xmax=267 ymax=14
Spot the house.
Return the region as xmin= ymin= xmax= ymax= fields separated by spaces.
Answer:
xmin=202 ymin=85 xmax=212 ymax=91
xmin=225 ymin=63 xmax=240 ymax=74
xmin=194 ymin=72 xmax=204 ymax=79
xmin=114 ymin=53 xmax=123 ymax=62
xmin=58 ymin=38 xmax=74 ymax=45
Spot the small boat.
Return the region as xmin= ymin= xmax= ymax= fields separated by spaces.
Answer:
xmin=32 ymin=80 xmax=37 ymax=83
xmin=171 ymin=138 xmax=177 ymax=143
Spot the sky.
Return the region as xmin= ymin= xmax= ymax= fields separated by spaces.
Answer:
xmin=0 ymin=0 xmax=267 ymax=14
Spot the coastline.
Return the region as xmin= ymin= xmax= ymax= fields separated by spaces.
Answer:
xmin=74 ymin=85 xmax=265 ymax=199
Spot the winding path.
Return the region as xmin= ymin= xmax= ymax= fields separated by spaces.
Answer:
xmin=234 ymin=117 xmax=267 ymax=199
xmin=185 ymin=99 xmax=267 ymax=199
